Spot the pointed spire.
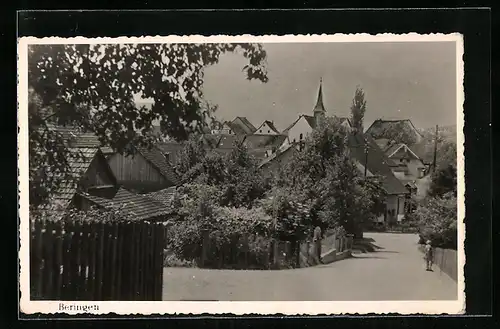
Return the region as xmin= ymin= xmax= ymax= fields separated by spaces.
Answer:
xmin=313 ymin=77 xmax=325 ymax=113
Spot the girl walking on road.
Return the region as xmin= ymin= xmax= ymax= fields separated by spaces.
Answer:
xmin=424 ymin=240 xmax=434 ymax=271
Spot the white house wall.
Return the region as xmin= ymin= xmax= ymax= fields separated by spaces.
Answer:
xmin=255 ymin=122 xmax=279 ymax=135
xmin=287 ymin=116 xmax=313 ymax=144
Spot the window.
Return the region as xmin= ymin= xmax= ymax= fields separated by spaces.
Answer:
xmin=259 ymin=129 xmax=262 ymax=133
xmin=293 ymin=138 xmax=296 ymax=143
xmin=299 ymin=133 xmax=303 ymax=140
xmin=268 ymin=130 xmax=270 ymax=133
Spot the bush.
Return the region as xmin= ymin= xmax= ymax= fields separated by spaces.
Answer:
xmin=415 ymin=192 xmax=457 ymax=249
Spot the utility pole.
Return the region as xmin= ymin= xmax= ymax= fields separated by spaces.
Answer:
xmin=432 ymin=124 xmax=439 ymax=173
xmin=364 ymin=140 xmax=369 ymax=178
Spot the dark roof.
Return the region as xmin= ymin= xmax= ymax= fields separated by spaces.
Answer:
xmin=233 ymin=117 xmax=257 ymax=133
xmin=144 ymin=186 xmax=177 ymax=208
xmin=81 ymin=187 xmax=171 ymax=221
xmin=303 ymin=115 xmax=317 ymax=129
xmin=259 ymin=144 xmax=296 ymax=168
xmin=38 ymin=147 xmax=103 ymax=211
xmin=215 ymin=134 xmax=246 ymax=149
xmin=313 ymin=80 xmax=326 ymax=113
xmin=365 ymin=119 xmax=423 ymax=140
xmin=265 ymin=120 xmax=280 ymax=134
xmin=348 ymin=133 xmax=408 ymax=195
xmin=226 ymin=121 xmax=248 ymax=135
xmin=137 ymin=146 xmax=180 ymax=185
xmin=244 ymin=134 xmax=287 ymax=148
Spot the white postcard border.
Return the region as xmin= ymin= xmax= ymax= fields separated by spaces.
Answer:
xmin=18 ymin=33 xmax=466 ymax=315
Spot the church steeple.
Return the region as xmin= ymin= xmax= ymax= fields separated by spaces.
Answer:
xmin=313 ymin=78 xmax=326 ymax=127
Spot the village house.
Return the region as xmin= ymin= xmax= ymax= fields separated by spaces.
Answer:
xmin=283 ymin=80 xmax=353 ymax=144
xmin=260 ymin=79 xmax=410 ymax=225
xmin=48 ymin=126 xmax=180 ymax=194
xmin=365 ymin=118 xmax=424 ymax=144
xmin=35 ymin=146 xmax=119 ymax=216
xmin=228 ymin=116 xmax=257 ymax=135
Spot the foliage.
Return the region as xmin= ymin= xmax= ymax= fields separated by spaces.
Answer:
xmin=175 ymin=139 xmax=268 ymax=208
xmin=415 ymin=192 xmax=457 ymax=249
xmin=276 ymin=119 xmax=385 ymax=236
xmin=350 ymin=86 xmax=367 ymax=131
xmin=167 ymin=184 xmax=274 ymax=266
xmin=429 ymin=164 xmax=457 ymax=198
xmin=28 ymin=43 xmax=268 ymax=206
xmin=260 ymin=187 xmax=314 ymax=241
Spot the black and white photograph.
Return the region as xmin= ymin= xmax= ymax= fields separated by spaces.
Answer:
xmin=18 ymin=34 xmax=464 ymax=315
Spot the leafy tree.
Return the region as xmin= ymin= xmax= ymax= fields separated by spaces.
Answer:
xmin=429 ymin=164 xmax=457 ymax=197
xmin=350 ymin=86 xmax=367 ymax=131
xmin=277 ymin=117 xmax=385 ymax=236
xmin=415 ymin=192 xmax=457 ymax=249
xmin=28 ymin=43 xmax=268 ymax=206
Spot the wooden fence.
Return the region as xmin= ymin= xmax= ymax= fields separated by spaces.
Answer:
xmin=418 ymin=245 xmax=458 ymax=282
xmin=30 ymin=219 xmax=166 ymax=301
xmin=197 ymin=231 xmax=353 ymax=270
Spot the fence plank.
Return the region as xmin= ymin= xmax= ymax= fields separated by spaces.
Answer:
xmin=43 ymin=222 xmax=55 ymax=299
xmin=115 ymin=222 xmax=124 ymax=300
xmin=32 ymin=219 xmax=44 ymax=299
xmin=81 ymin=223 xmax=91 ymax=300
xmin=109 ymin=223 xmax=118 ymax=300
xmin=95 ymin=222 xmax=105 ymax=300
xmin=87 ymin=222 xmax=97 ymax=300
xmin=74 ymin=221 xmax=84 ymax=300
xmin=53 ymin=224 xmax=63 ymax=300
xmin=61 ymin=221 xmax=72 ymax=300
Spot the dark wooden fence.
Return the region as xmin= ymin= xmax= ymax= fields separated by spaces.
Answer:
xmin=30 ymin=219 xmax=166 ymax=301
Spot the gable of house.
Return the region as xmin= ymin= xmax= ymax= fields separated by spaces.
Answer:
xmin=283 ymin=115 xmax=315 ymax=144
xmin=37 ymin=147 xmax=118 ymax=214
xmin=107 ymin=145 xmax=180 ymax=193
xmin=255 ymin=120 xmax=280 ymax=135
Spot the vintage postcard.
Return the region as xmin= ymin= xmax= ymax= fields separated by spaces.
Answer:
xmin=18 ymin=33 xmax=465 ymax=315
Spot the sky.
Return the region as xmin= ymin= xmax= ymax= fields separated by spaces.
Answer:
xmin=201 ymin=42 xmax=458 ymax=131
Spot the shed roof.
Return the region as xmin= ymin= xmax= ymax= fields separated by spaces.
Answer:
xmin=80 ymin=187 xmax=172 ymax=220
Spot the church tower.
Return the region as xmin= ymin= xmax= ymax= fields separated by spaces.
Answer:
xmin=313 ymin=78 xmax=326 ymax=128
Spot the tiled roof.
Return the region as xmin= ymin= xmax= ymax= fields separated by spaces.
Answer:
xmin=226 ymin=121 xmax=247 ymax=135
xmin=233 ymin=116 xmax=257 ymax=133
xmin=244 ymin=134 xmax=287 ymax=149
xmin=348 ymin=133 xmax=409 ymax=195
xmin=38 ymin=147 xmax=101 ymax=211
xmin=137 ymin=146 xmax=180 ymax=185
xmin=80 ymin=187 xmax=172 ymax=221
xmin=365 ymin=118 xmax=423 ymax=140
xmin=215 ymin=134 xmax=246 ymax=149
xmin=144 ymin=186 xmax=177 ymax=208
xmin=259 ymin=144 xmax=296 ymax=168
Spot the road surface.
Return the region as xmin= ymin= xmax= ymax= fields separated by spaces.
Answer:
xmin=162 ymin=233 xmax=458 ymax=301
